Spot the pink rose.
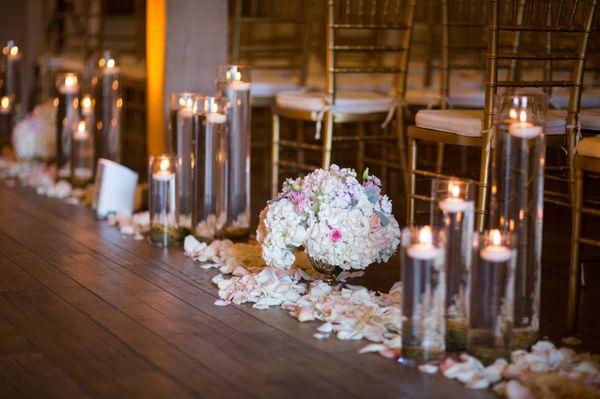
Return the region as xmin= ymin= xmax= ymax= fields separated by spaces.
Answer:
xmin=331 ymin=229 xmax=342 ymax=243
xmin=370 ymin=213 xmax=381 ymax=229
xmin=287 ymin=191 xmax=308 ymax=212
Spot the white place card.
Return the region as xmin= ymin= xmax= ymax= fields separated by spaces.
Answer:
xmin=93 ymin=159 xmax=139 ymax=218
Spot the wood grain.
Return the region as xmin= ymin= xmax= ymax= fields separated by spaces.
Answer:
xmin=0 ymin=182 xmax=595 ymax=398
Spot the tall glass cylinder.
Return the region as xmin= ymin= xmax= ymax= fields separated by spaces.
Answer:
xmin=431 ymin=178 xmax=475 ymax=352
xmin=468 ymin=229 xmax=516 ymax=364
xmin=2 ymin=41 xmax=21 ymax=115
xmin=149 ymin=155 xmax=180 ymax=247
xmin=169 ymin=92 xmax=202 ymax=233
xmin=70 ymin=121 xmax=94 ymax=187
xmin=400 ymin=226 xmax=446 ymax=365
xmin=80 ymin=94 xmax=96 ymax=170
xmin=490 ymin=93 xmax=546 ymax=349
xmin=93 ymin=51 xmax=122 ymax=162
xmin=0 ymin=95 xmax=14 ymax=148
xmin=216 ymin=65 xmax=251 ymax=239
xmin=55 ymin=73 xmax=80 ymax=179
xmin=193 ymin=96 xmax=229 ymax=241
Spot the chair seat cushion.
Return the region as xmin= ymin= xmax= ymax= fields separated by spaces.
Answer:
xmin=405 ymin=88 xmax=484 ymax=108
xmin=581 ymin=109 xmax=600 ymax=131
xmin=577 ymin=136 xmax=600 ymax=158
xmin=250 ymin=73 xmax=300 ymax=98
xmin=275 ymin=90 xmax=395 ymax=114
xmin=550 ymin=88 xmax=600 ymax=109
xmin=415 ymin=109 xmax=567 ymax=137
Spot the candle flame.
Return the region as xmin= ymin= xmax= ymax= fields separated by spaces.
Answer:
xmin=98 ymin=58 xmax=105 ymax=67
xmin=491 ymin=229 xmax=502 ymax=246
xmin=78 ymin=121 xmax=86 ymax=133
xmin=234 ymin=71 xmax=241 ymax=81
xmin=1 ymin=96 xmax=9 ymax=109
xmin=159 ymin=158 xmax=170 ymax=172
xmin=519 ymin=110 xmax=527 ymax=123
xmin=65 ymin=74 xmax=77 ymax=87
xmin=82 ymin=96 xmax=92 ymax=109
xmin=9 ymin=46 xmax=18 ymax=56
xmin=449 ymin=182 xmax=460 ymax=198
xmin=418 ymin=226 xmax=433 ymax=245
xmin=106 ymin=58 xmax=115 ymax=68
xmin=509 ymin=108 xmax=517 ymax=119
xmin=211 ymin=101 xmax=218 ymax=113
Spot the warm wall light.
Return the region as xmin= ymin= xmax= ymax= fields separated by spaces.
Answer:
xmin=146 ymin=0 xmax=166 ymax=156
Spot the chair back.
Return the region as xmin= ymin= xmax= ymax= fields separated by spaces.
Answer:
xmin=325 ymin=0 xmax=416 ymax=104
xmin=484 ymin=0 xmax=599 ymax=135
xmin=439 ymin=0 xmax=489 ymax=109
xmin=230 ymin=0 xmax=314 ymax=88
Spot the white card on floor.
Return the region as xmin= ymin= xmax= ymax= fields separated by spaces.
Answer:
xmin=93 ymin=159 xmax=139 ymax=218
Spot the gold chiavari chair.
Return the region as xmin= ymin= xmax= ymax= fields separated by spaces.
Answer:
xmin=230 ymin=0 xmax=314 ymax=107
xmin=407 ymin=0 xmax=599 ymax=230
xmin=271 ymin=0 xmax=416 ymax=198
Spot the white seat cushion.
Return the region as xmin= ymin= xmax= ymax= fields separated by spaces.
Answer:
xmin=250 ymin=72 xmax=300 ymax=98
xmin=581 ymin=109 xmax=600 ymax=131
xmin=405 ymin=88 xmax=484 ymax=108
xmin=550 ymin=88 xmax=600 ymax=109
xmin=275 ymin=90 xmax=395 ymax=114
xmin=577 ymin=136 xmax=600 ymax=158
xmin=415 ymin=109 xmax=567 ymax=137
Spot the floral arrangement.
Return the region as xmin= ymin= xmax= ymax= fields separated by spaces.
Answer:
xmin=12 ymin=101 xmax=56 ymax=161
xmin=257 ymin=165 xmax=400 ymax=270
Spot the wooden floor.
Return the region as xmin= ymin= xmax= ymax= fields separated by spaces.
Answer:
xmin=0 ymin=183 xmax=502 ymax=398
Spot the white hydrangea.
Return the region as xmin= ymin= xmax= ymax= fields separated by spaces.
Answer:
xmin=257 ymin=165 xmax=400 ymax=271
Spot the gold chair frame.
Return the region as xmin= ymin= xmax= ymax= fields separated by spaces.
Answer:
xmin=271 ymin=0 xmax=416 ymax=198
xmin=230 ymin=0 xmax=314 ymax=107
xmin=407 ymin=0 xmax=599 ymax=230
xmin=568 ymin=153 xmax=600 ymax=333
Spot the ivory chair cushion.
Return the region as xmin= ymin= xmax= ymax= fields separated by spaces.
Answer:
xmin=251 ymin=71 xmax=300 ymax=98
xmin=405 ymin=88 xmax=484 ymax=108
xmin=415 ymin=109 xmax=568 ymax=137
xmin=550 ymin=88 xmax=600 ymax=109
xmin=275 ymin=90 xmax=395 ymax=114
xmin=577 ymin=136 xmax=600 ymax=158
xmin=581 ymin=109 xmax=600 ymax=131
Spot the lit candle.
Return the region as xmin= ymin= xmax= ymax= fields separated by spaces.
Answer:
xmin=407 ymin=226 xmax=441 ymax=261
xmin=178 ymin=97 xmax=195 ymax=118
xmin=228 ymin=71 xmax=251 ymax=91
xmin=0 ymin=96 xmax=11 ymax=114
xmin=7 ymin=44 xmax=20 ymax=60
xmin=508 ymin=109 xmax=542 ymax=139
xmin=480 ymin=229 xmax=512 ymax=262
xmin=153 ymin=158 xmax=174 ymax=181
xmin=73 ymin=121 xmax=89 ymax=141
xmin=59 ymin=73 xmax=79 ymax=95
xmin=439 ymin=181 xmax=472 ymax=213
xmin=102 ymin=57 xmax=119 ymax=75
xmin=81 ymin=95 xmax=93 ymax=116
xmin=207 ymin=102 xmax=226 ymax=124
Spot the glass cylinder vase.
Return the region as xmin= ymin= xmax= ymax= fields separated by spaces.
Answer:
xmin=55 ymin=73 xmax=80 ymax=179
xmin=490 ymin=93 xmax=546 ymax=349
xmin=70 ymin=121 xmax=94 ymax=187
xmin=149 ymin=155 xmax=180 ymax=247
xmin=431 ymin=178 xmax=475 ymax=352
xmin=192 ymin=96 xmax=229 ymax=241
xmin=468 ymin=229 xmax=516 ymax=364
xmin=399 ymin=226 xmax=446 ymax=365
xmin=0 ymin=95 xmax=14 ymax=149
xmin=2 ymin=41 xmax=21 ymax=115
xmin=169 ymin=92 xmax=202 ymax=233
xmin=93 ymin=51 xmax=122 ymax=163
xmin=216 ymin=65 xmax=251 ymax=239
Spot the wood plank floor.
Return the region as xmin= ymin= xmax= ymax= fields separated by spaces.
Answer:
xmin=0 ymin=183 xmax=503 ymax=398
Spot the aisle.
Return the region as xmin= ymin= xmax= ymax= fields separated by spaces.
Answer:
xmin=0 ymin=184 xmax=493 ymax=398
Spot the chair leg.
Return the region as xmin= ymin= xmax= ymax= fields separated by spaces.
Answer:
xmin=475 ymin=138 xmax=492 ymax=231
xmin=396 ymin=106 xmax=409 ymax=193
xmin=321 ymin=111 xmax=334 ymax=169
xmin=357 ymin=122 xmax=365 ymax=173
xmin=406 ymin=137 xmax=417 ymax=226
xmin=567 ymin=165 xmax=584 ymax=334
xmin=435 ymin=143 xmax=444 ymax=174
xmin=271 ymin=112 xmax=280 ymax=198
